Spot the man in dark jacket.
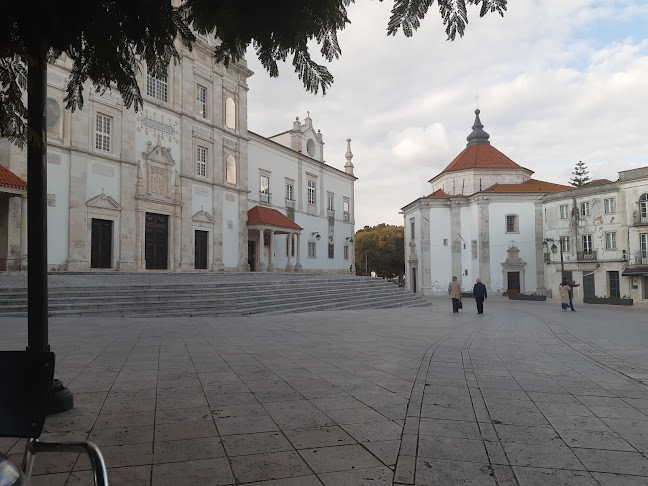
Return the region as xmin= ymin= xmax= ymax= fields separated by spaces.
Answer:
xmin=473 ymin=278 xmax=487 ymax=314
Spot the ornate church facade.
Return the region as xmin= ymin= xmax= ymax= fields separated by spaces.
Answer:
xmin=0 ymin=34 xmax=356 ymax=273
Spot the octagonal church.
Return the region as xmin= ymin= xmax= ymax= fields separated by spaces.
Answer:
xmin=402 ymin=110 xmax=570 ymax=295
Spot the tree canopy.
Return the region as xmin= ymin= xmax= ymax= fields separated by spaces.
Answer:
xmin=355 ymin=224 xmax=404 ymax=278
xmin=1 ymin=0 xmax=507 ymax=146
xmin=569 ymin=160 xmax=592 ymax=187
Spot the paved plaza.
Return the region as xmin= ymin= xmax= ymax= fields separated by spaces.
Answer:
xmin=2 ymin=297 xmax=648 ymax=485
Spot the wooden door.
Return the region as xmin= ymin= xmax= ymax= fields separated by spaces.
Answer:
xmin=507 ymin=272 xmax=520 ymax=292
xmin=91 ymin=218 xmax=112 ymax=268
xmin=583 ymin=273 xmax=595 ymax=299
xmin=248 ymin=241 xmax=256 ymax=272
xmin=145 ymin=213 xmax=169 ymax=270
xmin=195 ymin=230 xmax=208 ymax=269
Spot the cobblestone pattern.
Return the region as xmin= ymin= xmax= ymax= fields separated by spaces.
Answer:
xmin=2 ymin=298 xmax=648 ymax=485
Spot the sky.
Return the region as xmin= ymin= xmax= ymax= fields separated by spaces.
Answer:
xmin=245 ymin=0 xmax=648 ymax=229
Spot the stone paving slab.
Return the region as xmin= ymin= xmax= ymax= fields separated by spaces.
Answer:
xmin=3 ymin=296 xmax=648 ymax=484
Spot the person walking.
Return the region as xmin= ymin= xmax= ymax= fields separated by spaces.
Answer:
xmin=473 ymin=278 xmax=487 ymax=314
xmin=559 ymin=281 xmax=571 ymax=312
xmin=448 ymin=276 xmax=462 ymax=313
xmin=562 ymin=278 xmax=580 ymax=311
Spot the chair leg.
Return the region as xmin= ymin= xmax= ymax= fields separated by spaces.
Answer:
xmin=28 ymin=440 xmax=108 ymax=486
xmin=20 ymin=438 xmax=36 ymax=479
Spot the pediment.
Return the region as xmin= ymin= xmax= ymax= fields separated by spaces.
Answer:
xmin=142 ymin=140 xmax=175 ymax=166
xmin=192 ymin=209 xmax=214 ymax=223
xmin=87 ymin=192 xmax=122 ymax=211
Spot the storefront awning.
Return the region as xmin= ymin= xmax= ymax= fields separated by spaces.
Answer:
xmin=622 ymin=267 xmax=648 ymax=276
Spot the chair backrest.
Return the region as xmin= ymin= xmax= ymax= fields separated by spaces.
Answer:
xmin=0 ymin=351 xmax=55 ymax=439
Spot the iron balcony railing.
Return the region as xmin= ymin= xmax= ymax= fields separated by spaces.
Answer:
xmin=327 ymin=209 xmax=335 ymax=218
xmin=343 ymin=211 xmax=351 ymax=223
xmin=633 ymin=212 xmax=648 ymax=225
xmin=577 ymin=250 xmax=597 ymax=261
xmin=285 ymin=198 xmax=295 ymax=209
xmin=634 ymin=251 xmax=648 ymax=265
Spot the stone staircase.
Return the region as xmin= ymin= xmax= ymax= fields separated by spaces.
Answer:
xmin=0 ymin=273 xmax=430 ymax=318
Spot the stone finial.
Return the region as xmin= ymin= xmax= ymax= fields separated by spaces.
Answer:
xmin=305 ymin=111 xmax=312 ymax=128
xmin=344 ymin=138 xmax=354 ymax=176
xmin=293 ymin=117 xmax=301 ymax=130
xmin=466 ymin=109 xmax=491 ymax=147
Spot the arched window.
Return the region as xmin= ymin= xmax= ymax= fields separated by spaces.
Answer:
xmin=640 ymin=193 xmax=648 ymax=218
xmin=225 ymin=97 xmax=236 ymax=130
xmin=226 ymin=155 xmax=236 ymax=184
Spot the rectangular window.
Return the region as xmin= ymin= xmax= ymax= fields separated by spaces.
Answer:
xmin=286 ymin=183 xmax=294 ymax=201
xmin=260 ymin=175 xmax=270 ymax=203
xmin=196 ymin=146 xmax=207 ymax=177
xmin=604 ymin=198 xmax=615 ymax=214
xmin=443 ymin=239 xmax=448 ymax=246
xmin=560 ymin=236 xmax=570 ymax=252
xmin=344 ymin=245 xmax=349 ymax=260
xmin=95 ymin=114 xmax=111 ymax=152
xmin=327 ymin=194 xmax=334 ymax=212
xmin=471 ymin=240 xmax=478 ymax=259
xmin=196 ymin=84 xmax=207 ymax=118
xmin=307 ymin=180 xmax=316 ymax=205
xmin=328 ymin=243 xmax=334 ymax=259
xmin=582 ymin=234 xmax=593 ymax=252
xmin=410 ymin=221 xmax=415 ymax=240
xmin=146 ymin=71 xmax=168 ymax=102
xmin=641 ymin=233 xmax=648 ymax=259
xmin=605 ymin=232 xmax=617 ymax=250
xmin=343 ymin=199 xmax=350 ymax=222
xmin=308 ymin=242 xmax=316 ymax=258
xmin=581 ymin=202 xmax=590 ymax=217
xmin=505 ymin=215 xmax=518 ymax=234
xmin=560 ymin=205 xmax=569 ymax=219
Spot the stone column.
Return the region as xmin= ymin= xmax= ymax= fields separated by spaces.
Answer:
xmin=294 ymin=233 xmax=302 ymax=271
xmin=267 ymin=229 xmax=275 ymax=271
xmin=20 ymin=195 xmax=27 ymax=270
xmin=478 ymin=202 xmax=491 ymax=290
xmin=285 ymin=233 xmax=293 ymax=272
xmin=174 ymin=211 xmax=181 ymax=271
xmin=450 ymin=202 xmax=463 ymax=286
xmin=534 ymin=201 xmax=546 ymax=294
xmin=135 ymin=209 xmax=143 ymax=269
xmin=257 ymin=228 xmax=266 ymax=271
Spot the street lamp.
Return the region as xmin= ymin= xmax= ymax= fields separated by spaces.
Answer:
xmin=544 ymin=238 xmax=565 ymax=280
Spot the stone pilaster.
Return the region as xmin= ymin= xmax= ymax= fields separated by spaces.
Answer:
xmin=534 ymin=201 xmax=546 ymax=293
xmin=267 ymin=229 xmax=275 ymax=271
xmin=450 ymin=202 xmax=463 ymax=287
xmin=66 ymin=153 xmax=89 ymax=271
xmin=294 ymin=233 xmax=302 ymax=271
xmin=478 ymin=202 xmax=491 ymax=290
xmin=285 ymin=233 xmax=293 ymax=271
xmin=257 ymin=228 xmax=266 ymax=271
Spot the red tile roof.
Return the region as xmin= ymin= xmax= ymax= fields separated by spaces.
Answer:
xmin=424 ymin=189 xmax=466 ymax=199
xmin=481 ymin=179 xmax=572 ymax=194
xmin=437 ymin=144 xmax=531 ymax=176
xmin=0 ymin=165 xmax=27 ymax=190
xmin=248 ymin=206 xmax=303 ymax=231
xmin=584 ymin=179 xmax=613 ymax=187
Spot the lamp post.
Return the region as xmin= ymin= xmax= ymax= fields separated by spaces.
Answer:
xmin=544 ymin=238 xmax=565 ymax=280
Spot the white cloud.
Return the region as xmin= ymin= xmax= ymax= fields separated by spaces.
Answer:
xmin=245 ymin=0 xmax=648 ymax=228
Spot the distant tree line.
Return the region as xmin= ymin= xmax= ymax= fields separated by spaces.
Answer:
xmin=355 ymin=224 xmax=404 ymax=278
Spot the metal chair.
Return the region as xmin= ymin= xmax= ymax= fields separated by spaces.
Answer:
xmin=0 ymin=351 xmax=108 ymax=485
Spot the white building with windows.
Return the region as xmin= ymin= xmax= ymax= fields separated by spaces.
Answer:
xmin=543 ymin=167 xmax=648 ymax=302
xmin=402 ymin=110 xmax=571 ymax=296
xmin=0 ymin=33 xmax=356 ymax=274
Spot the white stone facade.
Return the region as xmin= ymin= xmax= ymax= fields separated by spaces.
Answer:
xmin=0 ymin=38 xmax=356 ymax=274
xmin=543 ymin=167 xmax=648 ymax=302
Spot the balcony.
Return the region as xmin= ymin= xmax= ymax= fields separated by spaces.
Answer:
xmin=327 ymin=209 xmax=335 ymax=218
xmin=285 ymin=198 xmax=295 ymax=209
xmin=343 ymin=211 xmax=351 ymax=223
xmin=633 ymin=212 xmax=648 ymax=225
xmin=259 ymin=192 xmax=271 ymax=204
xmin=577 ymin=250 xmax=597 ymax=261
xmin=632 ymin=251 xmax=648 ymax=265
